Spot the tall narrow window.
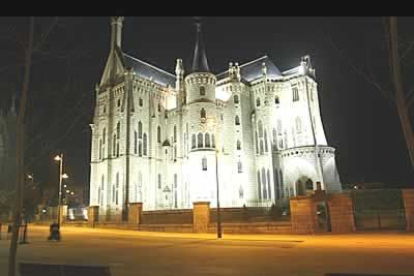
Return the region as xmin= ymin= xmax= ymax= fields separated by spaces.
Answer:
xmin=256 ymin=98 xmax=261 ymax=107
xmin=235 ymin=115 xmax=240 ymax=125
xmin=258 ymin=121 xmax=263 ymax=138
xmin=158 ymin=103 xmax=161 ymax=112
xmin=134 ymin=131 xmax=138 ymax=154
xmin=198 ymin=132 xmax=203 ymax=148
xmin=237 ymin=140 xmax=241 ymax=150
xmin=205 ymin=133 xmax=210 ymax=148
xmin=102 ymin=128 xmax=106 ymax=158
xmin=200 ymin=86 xmax=206 ymax=96
xmin=174 ymin=125 xmax=177 ymax=142
xmin=191 ymin=134 xmax=196 ymax=149
xmin=212 ymin=134 xmax=215 ymax=148
xmin=115 ymin=173 xmax=119 ymax=205
xmin=202 ymin=157 xmax=207 ymax=171
xmin=272 ymin=128 xmax=277 ymax=150
xmin=234 ymin=95 xmax=239 ymax=104
xmin=257 ymin=171 xmax=261 ymax=200
xmin=139 ymin=141 xmax=142 ymax=156
xmin=158 ymin=174 xmax=162 ymax=189
xmin=264 ymin=130 xmax=268 ymax=152
xmin=139 ymin=98 xmax=143 ymax=107
xmin=138 ymin=121 xmax=142 ymax=138
xmin=238 ymin=161 xmax=243 ymax=173
xmin=143 ymin=133 xmax=147 ymax=156
xmin=255 ymin=132 xmax=259 ymax=154
xmin=292 ymin=85 xmax=299 ymax=101
xmin=200 ymin=108 xmax=206 ymax=119
xmin=267 ymin=169 xmax=271 ymax=199
xmin=113 ymin=134 xmax=116 ymax=156
xmin=99 ymin=140 xmax=102 ymax=160
xmin=262 ymin=168 xmax=267 ymax=199
xmin=157 ymin=126 xmax=161 ymax=143
xmin=116 ymin=122 xmax=120 ymax=137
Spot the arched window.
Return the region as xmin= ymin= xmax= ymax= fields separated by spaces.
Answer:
xmin=103 ymin=128 xmax=106 ymax=144
xmin=113 ymin=134 xmax=117 ymax=156
xmin=256 ymin=98 xmax=261 ymax=107
xmin=267 ymin=169 xmax=271 ymax=199
xmin=158 ymin=103 xmax=161 ymax=112
xmin=117 ymin=98 xmax=121 ymax=107
xmin=205 ymin=133 xmax=210 ymax=148
xmin=238 ymin=161 xmax=243 ymax=173
xmin=138 ymin=121 xmax=142 ymax=138
xmin=157 ymin=126 xmax=161 ymax=143
xmin=191 ymin=134 xmax=196 ymax=149
xmin=200 ymin=108 xmax=206 ymax=119
xmin=158 ymin=174 xmax=162 ymax=189
xmin=99 ymin=140 xmax=102 ymax=160
xmin=139 ymin=141 xmax=142 ymax=156
xmin=134 ymin=131 xmax=138 ymax=154
xmin=264 ymin=130 xmax=268 ymax=152
xmin=202 ymin=157 xmax=207 ymax=171
xmin=275 ymin=96 xmax=280 ymax=104
xmin=212 ymin=134 xmax=215 ymax=148
xmin=143 ymin=133 xmax=147 ymax=156
xmin=139 ymin=98 xmax=143 ymax=107
xmin=116 ymin=122 xmax=120 ymax=137
xmin=257 ymin=171 xmax=262 ymax=200
xmin=200 ymin=86 xmax=206 ymax=96
xmin=262 ymin=168 xmax=267 ymax=199
xmin=198 ymin=132 xmax=203 ymax=148
xmin=237 ymin=140 xmax=241 ymax=150
xmin=234 ymin=95 xmax=239 ymax=104
xmin=174 ymin=146 xmax=177 ymax=161
xmin=174 ymin=125 xmax=177 ymax=142
xmin=260 ymin=140 xmax=264 ymax=155
xmin=235 ymin=115 xmax=240 ymax=125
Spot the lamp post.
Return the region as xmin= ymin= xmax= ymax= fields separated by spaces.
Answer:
xmin=201 ymin=116 xmax=222 ymax=239
xmin=54 ymin=154 xmax=69 ymax=226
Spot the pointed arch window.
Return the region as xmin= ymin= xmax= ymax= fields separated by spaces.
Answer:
xmin=191 ymin=134 xmax=196 ymax=149
xmin=267 ymin=169 xmax=271 ymax=199
xmin=264 ymin=130 xmax=268 ymax=152
xmin=99 ymin=139 xmax=102 ymax=160
xmin=198 ymin=132 xmax=203 ymax=148
xmin=138 ymin=121 xmax=142 ymax=138
xmin=139 ymin=141 xmax=142 ymax=156
xmin=143 ymin=133 xmax=147 ymax=156
xmin=262 ymin=168 xmax=267 ymax=199
xmin=235 ymin=115 xmax=240 ymax=125
xmin=157 ymin=126 xmax=161 ymax=143
xmin=134 ymin=131 xmax=138 ymax=154
xmin=205 ymin=133 xmax=210 ymax=148
xmin=257 ymin=171 xmax=262 ymax=200
xmin=139 ymin=98 xmax=143 ymax=107
xmin=200 ymin=108 xmax=206 ymax=120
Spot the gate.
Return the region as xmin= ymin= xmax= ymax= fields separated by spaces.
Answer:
xmin=351 ymin=189 xmax=406 ymax=230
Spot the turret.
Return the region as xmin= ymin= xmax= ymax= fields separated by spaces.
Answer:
xmin=111 ymin=17 xmax=124 ymax=50
xmin=175 ymin=59 xmax=185 ymax=108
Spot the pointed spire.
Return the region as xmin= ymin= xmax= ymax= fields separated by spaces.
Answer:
xmin=191 ymin=18 xmax=210 ymax=73
xmin=111 ymin=17 xmax=124 ymax=50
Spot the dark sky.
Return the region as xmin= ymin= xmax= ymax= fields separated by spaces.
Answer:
xmin=1 ymin=16 xmax=414 ymax=190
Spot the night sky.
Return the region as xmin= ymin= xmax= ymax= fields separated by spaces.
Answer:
xmin=1 ymin=16 xmax=414 ymax=191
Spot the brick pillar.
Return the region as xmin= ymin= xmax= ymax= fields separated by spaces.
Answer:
xmin=88 ymin=206 xmax=99 ymax=227
xmin=290 ymin=196 xmax=318 ymax=234
xmin=402 ymin=189 xmax=414 ymax=232
xmin=193 ymin=201 xmax=210 ymax=233
xmin=128 ymin=202 xmax=143 ymax=225
xmin=327 ymin=193 xmax=356 ymax=233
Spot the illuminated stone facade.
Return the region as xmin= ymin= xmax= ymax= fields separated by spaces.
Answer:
xmin=89 ymin=17 xmax=342 ymax=214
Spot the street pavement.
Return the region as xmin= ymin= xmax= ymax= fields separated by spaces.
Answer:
xmin=0 ymin=225 xmax=414 ymax=276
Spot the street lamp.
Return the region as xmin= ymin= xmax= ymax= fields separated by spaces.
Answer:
xmin=200 ymin=116 xmax=222 ymax=239
xmin=54 ymin=153 xmax=69 ymax=226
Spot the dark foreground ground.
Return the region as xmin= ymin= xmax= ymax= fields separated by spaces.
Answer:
xmin=0 ymin=225 xmax=413 ymax=276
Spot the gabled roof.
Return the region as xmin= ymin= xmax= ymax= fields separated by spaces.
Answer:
xmin=123 ymin=54 xmax=176 ymax=87
xmin=217 ymin=55 xmax=282 ymax=83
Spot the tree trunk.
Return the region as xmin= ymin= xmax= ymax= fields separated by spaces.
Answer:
xmin=8 ymin=17 xmax=34 ymax=276
xmin=389 ymin=17 xmax=414 ymax=171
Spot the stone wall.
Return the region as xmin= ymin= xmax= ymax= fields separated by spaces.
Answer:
xmin=142 ymin=209 xmax=193 ymax=225
xmin=327 ymin=193 xmax=355 ymax=233
xmin=290 ymin=196 xmax=319 ymax=234
xmin=193 ymin=202 xmax=210 ymax=233
xmin=208 ymin=221 xmax=291 ymax=234
xmin=403 ymin=189 xmax=414 ymax=232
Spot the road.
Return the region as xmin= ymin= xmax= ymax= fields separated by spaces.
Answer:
xmin=0 ymin=225 xmax=414 ymax=276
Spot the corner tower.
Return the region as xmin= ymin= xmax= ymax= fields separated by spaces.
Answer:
xmin=184 ymin=20 xmax=218 ymax=204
